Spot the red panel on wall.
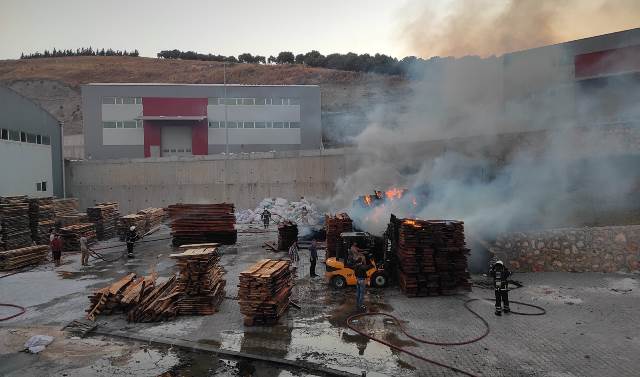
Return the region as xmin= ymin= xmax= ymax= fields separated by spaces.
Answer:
xmin=143 ymin=121 xmax=162 ymax=158
xmin=191 ymin=119 xmax=209 ymax=155
xmin=142 ymin=97 xmax=207 ymax=116
xmin=575 ymin=45 xmax=640 ymax=79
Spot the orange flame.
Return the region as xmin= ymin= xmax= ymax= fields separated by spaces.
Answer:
xmin=363 ymin=195 xmax=373 ymax=206
xmin=385 ymin=187 xmax=404 ymax=201
xmin=403 ymin=218 xmax=421 ymax=228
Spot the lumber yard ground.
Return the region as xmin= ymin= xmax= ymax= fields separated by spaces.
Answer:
xmin=1 ymin=224 xmax=639 ymax=377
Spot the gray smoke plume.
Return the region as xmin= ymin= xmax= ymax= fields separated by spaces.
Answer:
xmin=400 ymin=0 xmax=640 ymax=58
xmin=331 ymin=42 xmax=640 ymax=272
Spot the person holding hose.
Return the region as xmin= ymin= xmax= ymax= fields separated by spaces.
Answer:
xmin=309 ymin=239 xmax=318 ymax=277
xmin=261 ymin=209 xmax=272 ymax=229
xmin=354 ymin=256 xmax=372 ymax=311
xmin=126 ymin=226 xmax=139 ymax=258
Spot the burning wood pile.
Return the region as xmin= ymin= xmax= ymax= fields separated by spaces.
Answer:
xmin=53 ymin=198 xmax=87 ymax=227
xmin=325 ymin=213 xmax=353 ymax=258
xmin=0 ymin=245 xmax=49 ymax=270
xmin=168 ymin=203 xmax=237 ymax=246
xmin=28 ymin=197 xmax=55 ymax=244
xmin=59 ymin=223 xmax=97 ymax=251
xmin=394 ymin=217 xmax=471 ymax=297
xmin=277 ymin=221 xmax=298 ymax=251
xmin=0 ymin=196 xmax=32 ymax=251
xmin=86 ymin=273 xmax=157 ymax=320
xmin=87 ymin=202 xmax=120 ymax=240
xmin=238 ymin=259 xmax=293 ymax=326
xmin=356 ymin=188 xmax=407 ymax=208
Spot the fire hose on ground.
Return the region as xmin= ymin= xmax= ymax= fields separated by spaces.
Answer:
xmin=346 ymin=291 xmax=545 ymax=377
xmin=0 ymin=303 xmax=27 ymax=321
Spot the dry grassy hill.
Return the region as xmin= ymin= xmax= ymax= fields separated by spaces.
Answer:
xmin=0 ymin=56 xmax=409 ymax=140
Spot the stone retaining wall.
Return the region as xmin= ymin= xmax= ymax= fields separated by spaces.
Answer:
xmin=489 ymin=225 xmax=640 ymax=272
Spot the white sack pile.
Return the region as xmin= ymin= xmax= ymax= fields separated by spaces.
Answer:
xmin=236 ymin=198 xmax=322 ymax=226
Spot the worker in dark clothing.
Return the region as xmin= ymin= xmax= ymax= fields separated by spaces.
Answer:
xmin=126 ymin=226 xmax=139 ymax=258
xmin=354 ymin=257 xmax=372 ymax=311
xmin=261 ymin=209 xmax=271 ymax=229
xmin=309 ymin=240 xmax=318 ymax=277
xmin=489 ymin=260 xmax=511 ymax=315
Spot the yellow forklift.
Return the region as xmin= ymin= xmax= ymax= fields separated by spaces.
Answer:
xmin=324 ymin=231 xmax=390 ymax=289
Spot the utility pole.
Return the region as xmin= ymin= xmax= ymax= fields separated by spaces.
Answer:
xmin=223 ymin=63 xmax=228 ymax=202
xmin=59 ymin=121 xmax=66 ymax=198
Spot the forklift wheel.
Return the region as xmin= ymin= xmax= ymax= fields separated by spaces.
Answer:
xmin=371 ymin=272 xmax=388 ymax=288
xmin=330 ymin=276 xmax=347 ymax=289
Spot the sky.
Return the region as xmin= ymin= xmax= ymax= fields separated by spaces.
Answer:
xmin=0 ymin=0 xmax=409 ymax=60
xmin=1 ymin=0 xmax=639 ymax=60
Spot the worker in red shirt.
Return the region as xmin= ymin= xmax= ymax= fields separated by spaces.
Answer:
xmin=50 ymin=234 xmax=63 ymax=267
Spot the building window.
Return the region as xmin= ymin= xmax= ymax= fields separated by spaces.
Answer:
xmin=41 ymin=181 xmax=47 ymax=191
xmin=36 ymin=134 xmax=42 ymax=144
xmin=42 ymin=135 xmax=50 ymax=145
xmin=123 ymin=121 xmax=137 ymax=128
xmin=242 ymin=122 xmax=255 ymax=128
xmin=255 ymin=98 xmax=266 ymax=105
xmin=136 ymin=120 xmax=144 ymax=128
xmin=27 ymin=133 xmax=37 ymax=143
xmin=209 ymin=121 xmax=220 ymax=128
xmin=0 ymin=129 xmax=7 ymax=140
xmin=20 ymin=132 xmax=27 ymax=142
xmin=122 ymin=97 xmax=136 ymax=104
xmin=36 ymin=182 xmax=42 ymax=191
xmin=102 ymin=122 xmax=117 ymax=128
xmin=290 ymin=122 xmax=300 ymax=128
xmin=255 ymin=122 xmax=266 ymax=128
xmin=273 ymin=122 xmax=284 ymax=128
xmin=10 ymin=130 xmax=20 ymax=141
xmin=102 ymin=97 xmax=116 ymax=104
xmin=241 ymin=98 xmax=255 ymax=105
xmin=227 ymin=121 xmax=238 ymax=128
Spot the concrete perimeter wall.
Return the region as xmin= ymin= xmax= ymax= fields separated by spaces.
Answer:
xmin=66 ymin=149 xmax=354 ymax=214
xmin=490 ymin=225 xmax=640 ymax=272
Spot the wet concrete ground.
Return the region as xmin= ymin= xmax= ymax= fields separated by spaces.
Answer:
xmin=1 ymin=223 xmax=639 ymax=376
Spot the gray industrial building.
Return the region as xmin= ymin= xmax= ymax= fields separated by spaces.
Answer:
xmin=0 ymin=86 xmax=63 ymax=197
xmin=81 ymin=83 xmax=321 ymax=160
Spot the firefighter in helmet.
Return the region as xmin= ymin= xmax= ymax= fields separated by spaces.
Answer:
xmin=126 ymin=226 xmax=139 ymax=258
xmin=489 ymin=260 xmax=511 ymax=315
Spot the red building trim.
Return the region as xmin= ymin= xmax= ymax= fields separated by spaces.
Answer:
xmin=141 ymin=97 xmax=208 ymax=157
xmin=575 ymin=45 xmax=640 ymax=79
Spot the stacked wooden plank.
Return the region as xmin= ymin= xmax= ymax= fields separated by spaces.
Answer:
xmin=87 ymin=202 xmax=120 ymax=240
xmin=127 ymin=276 xmax=179 ymax=322
xmin=86 ymin=273 xmax=157 ymax=320
xmin=0 ymin=245 xmax=49 ymax=270
xmin=168 ymin=203 xmax=237 ymax=246
xmin=53 ymin=198 xmax=87 ymax=227
xmin=238 ymin=259 xmax=293 ymax=326
xmin=59 ymin=223 xmax=97 ymax=252
xmin=28 ymin=197 xmax=55 ymax=245
xmin=138 ymin=207 xmax=165 ymax=232
xmin=0 ymin=196 xmax=33 ymax=251
xmin=277 ymin=221 xmax=298 ymax=251
xmin=117 ymin=214 xmax=146 ymax=241
xmin=395 ymin=218 xmax=471 ymax=297
xmin=171 ymin=247 xmax=226 ymax=316
xmin=325 ymin=213 xmax=353 ymax=258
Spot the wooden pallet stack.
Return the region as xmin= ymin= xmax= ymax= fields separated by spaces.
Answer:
xmin=53 ymin=198 xmax=88 ymax=227
xmin=396 ymin=218 xmax=471 ymax=297
xmin=171 ymin=247 xmax=226 ymax=316
xmin=168 ymin=203 xmax=237 ymax=246
xmin=59 ymin=223 xmax=97 ymax=252
xmin=0 ymin=196 xmax=33 ymax=251
xmin=86 ymin=273 xmax=157 ymax=320
xmin=87 ymin=202 xmax=120 ymax=240
xmin=0 ymin=245 xmax=49 ymax=270
xmin=117 ymin=214 xmax=146 ymax=241
xmin=277 ymin=221 xmax=298 ymax=251
xmin=238 ymin=259 xmax=293 ymax=326
xmin=325 ymin=213 xmax=353 ymax=258
xmin=127 ymin=276 xmax=179 ymax=322
xmin=28 ymin=197 xmax=55 ymax=244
